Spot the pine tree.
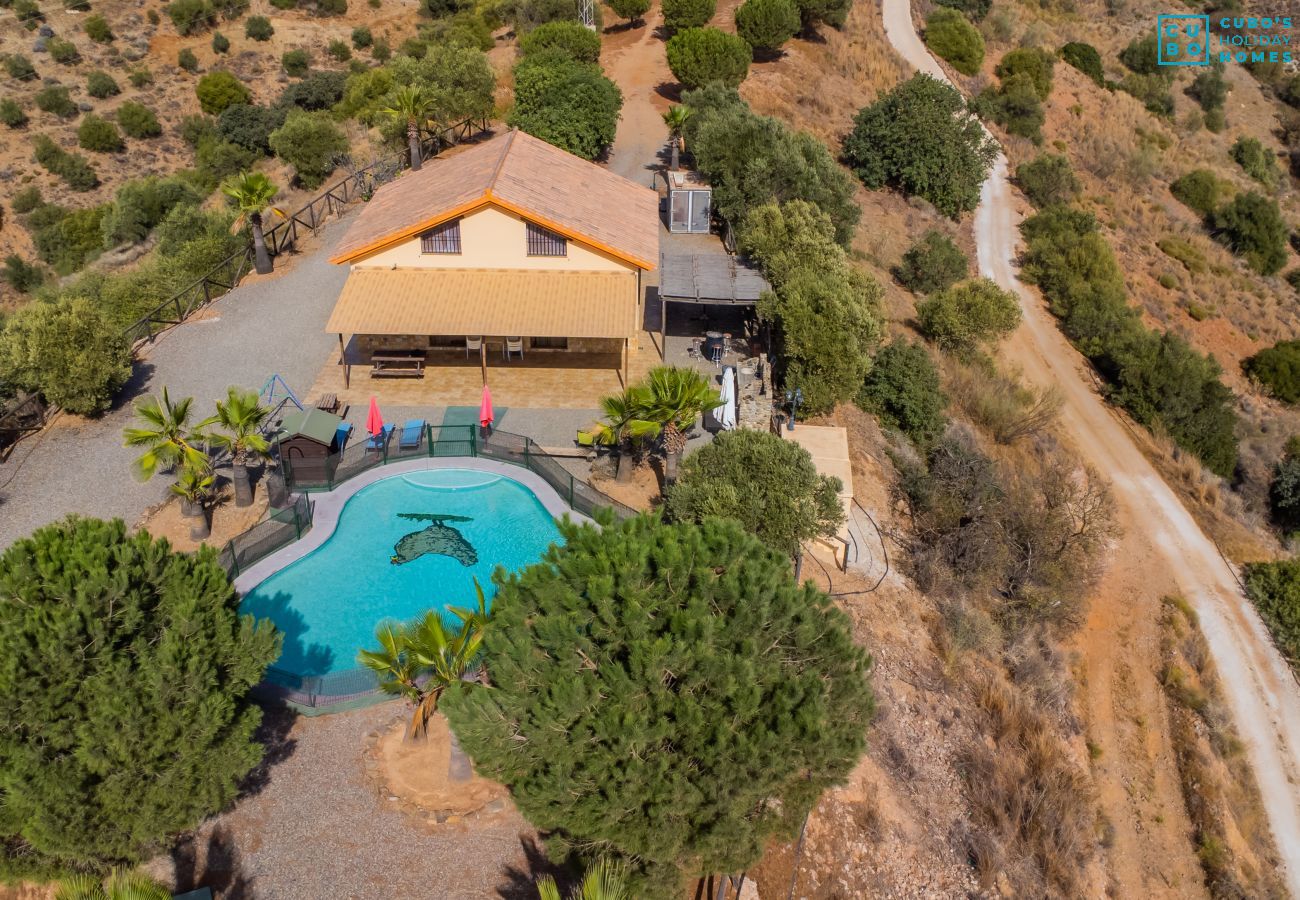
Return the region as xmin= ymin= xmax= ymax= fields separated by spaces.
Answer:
xmin=441 ymin=514 xmax=874 ymax=898
xmin=0 ymin=518 xmax=280 ymax=878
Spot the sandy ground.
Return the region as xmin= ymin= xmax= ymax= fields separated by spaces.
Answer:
xmin=880 ymin=0 xmax=1300 ymax=894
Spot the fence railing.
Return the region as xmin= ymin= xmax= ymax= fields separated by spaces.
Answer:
xmin=0 ymin=392 xmax=50 ymax=455
xmin=232 ymin=426 xmax=635 ymax=710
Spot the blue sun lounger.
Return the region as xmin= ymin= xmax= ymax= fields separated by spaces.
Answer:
xmin=334 ymin=422 xmax=353 ymax=451
xmin=399 ymin=419 xmax=426 ymax=450
xmin=365 ymin=423 xmax=394 ymax=451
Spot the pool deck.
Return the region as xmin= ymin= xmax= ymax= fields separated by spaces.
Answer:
xmin=232 ymin=458 xmax=591 ymax=594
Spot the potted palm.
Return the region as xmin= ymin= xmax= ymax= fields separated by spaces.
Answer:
xmin=55 ymin=868 xmax=171 ymax=900
xmin=222 ymin=171 xmax=285 ymax=275
xmin=383 ymin=86 xmax=433 ymax=172
xmin=643 ymin=366 xmax=719 ymax=482
xmin=591 ymin=386 xmax=657 ymax=483
xmin=662 ymin=105 xmax=692 ymax=171
xmin=209 ymin=387 xmax=271 ymax=507
xmin=172 ymin=462 xmax=215 ymax=541
xmin=536 ymin=859 xmax=629 ymax=900
xmin=124 ymin=387 xmax=216 ymax=540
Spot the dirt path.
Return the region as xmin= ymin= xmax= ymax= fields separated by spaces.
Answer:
xmin=602 ymin=11 xmax=672 ymax=187
xmin=881 ymin=0 xmax=1300 ymax=894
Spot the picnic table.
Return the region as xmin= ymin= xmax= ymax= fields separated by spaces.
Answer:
xmin=370 ymin=349 xmax=425 ymax=378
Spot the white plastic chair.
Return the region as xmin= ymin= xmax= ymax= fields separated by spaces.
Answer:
xmin=465 ymin=336 xmax=483 ymax=358
xmin=505 ymin=337 xmax=524 ymax=361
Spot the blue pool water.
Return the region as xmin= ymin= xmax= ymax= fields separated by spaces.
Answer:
xmin=240 ymin=468 xmax=562 ymax=676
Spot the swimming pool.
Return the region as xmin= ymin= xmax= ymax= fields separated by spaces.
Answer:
xmin=240 ymin=468 xmax=563 ymax=676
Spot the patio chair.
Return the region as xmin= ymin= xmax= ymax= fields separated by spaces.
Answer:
xmin=399 ymin=418 xmax=426 ymax=450
xmin=365 ymin=423 xmax=395 ymax=452
xmin=465 ymin=336 xmax=483 ymax=358
xmin=505 ymin=337 xmax=524 ymax=361
xmin=334 ymin=422 xmax=353 ymax=452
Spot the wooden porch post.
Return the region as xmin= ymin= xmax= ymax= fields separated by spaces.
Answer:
xmin=479 ymin=340 xmax=487 ymax=386
xmin=660 ymin=295 xmax=667 ymax=361
xmin=621 ymin=337 xmax=629 ymax=388
xmin=338 ymin=333 xmax=350 ymax=389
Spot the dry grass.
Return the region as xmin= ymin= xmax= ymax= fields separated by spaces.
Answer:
xmin=944 ymin=359 xmax=1063 ymax=445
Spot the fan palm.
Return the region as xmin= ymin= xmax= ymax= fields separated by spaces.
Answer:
xmin=383 ymin=86 xmax=433 ymax=172
xmin=643 ymin=366 xmax=720 ymax=482
xmin=123 ymin=387 xmax=214 ymax=482
xmin=536 ymin=859 xmax=629 ymax=900
xmin=222 ymin=171 xmax=285 ymax=275
xmin=55 ymin=868 xmax=171 ymax=900
xmin=209 ymin=387 xmax=271 ymax=507
xmin=171 ymin=461 xmax=215 ymax=540
xmin=662 ymin=105 xmax=691 ymax=170
xmin=591 ymin=386 xmax=657 ymax=482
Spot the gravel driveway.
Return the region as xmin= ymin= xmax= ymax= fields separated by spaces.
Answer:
xmin=0 ymin=213 xmax=355 ymax=549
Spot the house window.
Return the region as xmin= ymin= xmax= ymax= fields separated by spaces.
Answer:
xmin=531 ymin=336 xmax=569 ymax=350
xmin=420 ymin=219 xmax=461 ymax=254
xmin=526 ymin=222 xmax=567 ymax=257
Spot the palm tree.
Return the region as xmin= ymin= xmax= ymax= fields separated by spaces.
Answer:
xmin=591 ymin=386 xmax=658 ymax=483
xmin=123 ymin=387 xmax=214 ymax=482
xmin=662 ymin=105 xmax=692 ymax=171
xmin=222 ymin=171 xmax=285 ymax=275
xmin=643 ymin=366 xmax=720 ymax=482
xmin=383 ymin=86 xmax=433 ymax=172
xmin=171 ymin=461 xmax=215 ymax=540
xmin=536 ymin=859 xmax=629 ymax=900
xmin=55 ymin=868 xmax=171 ymax=900
xmin=209 ymin=387 xmax=271 ymax=508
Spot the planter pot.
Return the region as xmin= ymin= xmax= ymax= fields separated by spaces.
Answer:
xmin=232 ymin=463 xmax=254 ymax=508
xmin=616 ymin=451 xmax=634 ymax=482
xmin=447 ymin=730 xmax=473 ymax=783
xmin=182 ymin=502 xmax=210 ymax=541
xmin=266 ymin=469 xmax=288 ymax=508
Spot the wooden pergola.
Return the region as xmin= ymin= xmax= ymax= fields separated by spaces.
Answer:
xmin=656 ymin=252 xmax=771 ymax=353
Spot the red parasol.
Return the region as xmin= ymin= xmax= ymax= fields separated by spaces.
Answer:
xmin=365 ymin=396 xmax=384 ymax=436
xmin=479 ymin=384 xmax=494 ymax=429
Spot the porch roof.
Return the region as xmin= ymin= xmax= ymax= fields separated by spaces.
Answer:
xmin=325 ymin=267 xmax=638 ymax=339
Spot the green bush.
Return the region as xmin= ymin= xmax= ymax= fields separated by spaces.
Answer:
xmin=1230 ymin=136 xmax=1279 ymax=189
xmin=12 ymin=0 xmax=41 ymax=22
xmin=352 ymin=25 xmax=372 ymax=48
xmin=1170 ymin=169 xmax=1222 ymax=217
xmin=314 ymin=0 xmax=347 ymax=13
xmin=269 ymin=0 xmax=296 ymax=8
xmin=924 ymin=8 xmax=983 ymax=76
xmin=0 ymin=99 xmax=28 ymax=128
xmin=500 ymin=0 xmax=587 ymax=32
xmin=1015 ymin=153 xmax=1079 ymax=208
xmin=977 ymin=71 xmax=1044 ymax=142
xmin=278 ymin=70 xmax=347 ymax=110
xmin=995 ymin=47 xmax=1053 ymax=100
xmin=1212 ymin=191 xmax=1288 ymax=275
xmin=195 ymin=138 xmax=258 ymax=188
xmin=217 ymin=103 xmax=284 ymax=153
xmin=441 ymin=514 xmax=872 ymax=897
xmin=519 ymin=20 xmax=601 ymax=63
xmin=4 ymin=54 xmax=37 ymax=80
xmin=662 ymin=0 xmax=714 ymax=31
xmin=608 ymin=0 xmax=651 ymax=23
xmin=268 ymin=109 xmax=348 ymax=188
xmin=196 ymin=70 xmax=252 ymax=114
xmin=1187 ymin=65 xmax=1229 ymax=112
xmin=100 ymin=175 xmax=202 ymax=246
xmin=933 ymin=0 xmax=989 ymax=22
xmin=739 ymin=199 xmax=848 ymax=285
xmin=1119 ymin=34 xmax=1160 ymax=75
xmin=31 ymin=134 xmax=99 ymax=190
xmin=1243 ymin=560 xmax=1300 ymax=675
xmin=371 ymin=38 xmax=391 ymax=61
xmin=917 ymin=277 xmax=1021 ymax=354
xmin=793 ymin=0 xmax=851 ymax=28
xmin=30 ymin=204 xmax=108 ymax=272
xmin=178 ymin=47 xmax=200 ymax=72
xmin=0 ymin=518 xmax=279 ymax=875
xmin=2 ymin=254 xmax=44 ymax=293
xmin=420 ymin=12 xmax=496 ymax=51
xmin=1118 ymin=72 xmax=1173 ymax=117
xmin=1060 ymin=41 xmax=1103 ymax=87
xmin=212 ymin=30 xmax=230 ymax=53
xmin=508 ymin=51 xmax=622 ymax=160
xmin=735 ymin=0 xmax=800 ymax=54
xmin=0 ymin=299 xmax=130 ymax=414
xmin=11 ymin=186 xmax=42 ymax=214
xmin=282 ymin=48 xmax=310 ymax=76
xmin=166 ymin=0 xmax=214 ymax=35
xmin=843 ymin=74 xmax=997 ymax=219
xmin=180 ymin=114 xmax=216 ymax=147
xmin=327 ymin=38 xmax=351 ymax=61
xmin=1204 ymin=106 xmax=1226 ymax=133
xmin=245 ymin=15 xmax=274 ymax=40
xmin=86 ymin=70 xmax=120 ymax=98
xmin=1244 ymin=341 xmax=1300 ymax=405
xmin=77 ymin=114 xmax=124 ymax=153
xmin=895 ymin=229 xmax=967 ymax=294
xmin=859 ymin=340 xmax=947 ymax=446
xmin=83 ymin=13 xmax=113 ymax=42
xmin=687 ymin=87 xmax=859 ymax=244
xmin=129 ymin=67 xmax=154 ymax=88
xmin=666 ymin=27 xmax=750 ymax=89
xmin=116 ymin=102 xmax=162 ymax=138
xmin=47 ymin=38 xmax=79 ymax=64
xmin=1269 ymin=442 xmax=1300 ymax=531
xmin=34 ymin=86 xmax=77 ymax=118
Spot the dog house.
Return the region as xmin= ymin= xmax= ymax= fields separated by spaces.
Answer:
xmin=277 ymin=407 xmax=345 ymax=485
xmin=667 ymin=170 xmax=712 ymax=234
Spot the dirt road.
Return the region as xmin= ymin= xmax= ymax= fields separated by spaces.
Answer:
xmin=880 ymin=0 xmax=1300 ymax=893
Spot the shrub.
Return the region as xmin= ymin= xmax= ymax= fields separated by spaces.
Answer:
xmin=77 ymin=114 xmax=124 ymax=153
xmin=1204 ymin=107 xmax=1226 ymax=133
xmin=328 ymin=38 xmax=351 ymax=61
xmin=977 ymin=72 xmax=1044 ymax=142
xmin=934 ymin=0 xmax=989 ymax=22
xmin=1119 ymin=34 xmax=1160 ymax=75
xmin=662 ymin=0 xmax=714 ymax=31
xmin=314 ymin=0 xmax=347 ymax=13
xmin=86 ymin=69 xmax=120 ymax=98
xmin=197 ymin=70 xmax=252 ymax=114
xmin=1015 ymin=153 xmax=1079 ymax=208
xmin=278 ymin=70 xmax=347 ymax=111
xmin=1170 ymin=169 xmax=1222 ymax=217
xmin=1230 ymin=136 xmax=1279 ymax=189
xmin=47 ymin=38 xmax=79 ymax=64
xmin=269 ymin=0 xmax=296 ymax=8
xmin=859 ymin=340 xmax=947 ymax=446
xmin=84 ymin=13 xmax=113 ymax=41
xmin=666 ymin=27 xmax=750 ymax=89
xmin=371 ymin=38 xmax=391 ymax=61
xmin=519 ymin=20 xmax=601 ymax=63
xmin=166 ymin=0 xmax=214 ymax=35
xmin=995 ymin=46 xmax=1053 ymax=99
xmin=1212 ymin=191 xmax=1288 ymax=275
xmin=195 ymin=137 xmax=258 ymax=190
xmin=0 ymin=299 xmax=130 ymax=414
xmin=1187 ymin=64 xmax=1229 ymax=112
xmin=739 ymin=200 xmax=848 ymax=285
xmin=688 ymin=88 xmax=859 ymax=245
xmin=0 ymin=99 xmax=28 ymax=128
xmin=420 ymin=11 xmax=495 ymax=51
xmin=13 ymin=0 xmax=41 ymax=22
xmin=794 ymin=0 xmax=851 ymax=28
xmin=11 ymin=186 xmax=42 ymax=214
xmin=180 ymin=114 xmax=216 ymax=146
xmin=1269 ymin=442 xmax=1300 ymax=531
xmin=100 ymin=175 xmax=202 ymax=246
xmin=735 ymin=0 xmax=800 ymax=54
xmin=116 ymin=102 xmax=162 ymax=138
xmin=282 ymin=48 xmax=310 ymax=76
xmin=500 ymin=0 xmax=587 ymax=32
xmin=268 ymin=109 xmax=348 ymax=188
xmin=917 ymin=277 xmax=1021 ymax=354
xmin=2 ymin=254 xmax=44 ymax=293
xmin=0 ymin=518 xmax=280 ymax=874
xmin=34 ymin=86 xmax=77 ymax=118
xmin=924 ymin=8 xmax=982 ymax=76
xmin=441 ymin=515 xmax=873 ymax=897
xmin=1243 ymin=560 xmax=1300 ymax=674
xmin=1118 ymin=73 xmax=1174 ymax=117
xmin=245 ymin=15 xmax=273 ymax=40
xmin=352 ymin=25 xmax=372 ymax=48
xmin=1060 ymin=41 xmax=1103 ymax=86
xmin=211 ymin=30 xmax=230 ymax=53
xmin=895 ymin=229 xmax=967 ymax=294
xmin=4 ymin=54 xmax=37 ymax=80
xmin=844 ymin=74 xmax=997 ymax=219
xmin=31 ymin=134 xmax=99 ymax=190
xmin=129 ymin=67 xmax=153 ymax=88
xmin=30 ymin=203 xmax=108 ymax=272
xmin=217 ymin=103 xmax=284 ymax=153
xmin=177 ymin=47 xmax=200 ymax=72
xmin=1244 ymin=341 xmax=1300 ymax=405
xmin=608 ymin=0 xmax=651 ymax=24
xmin=508 ymin=51 xmax=622 ymax=160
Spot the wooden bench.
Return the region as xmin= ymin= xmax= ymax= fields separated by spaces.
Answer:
xmin=314 ymin=393 xmax=339 ymax=413
xmin=370 ymin=351 xmax=425 ymax=378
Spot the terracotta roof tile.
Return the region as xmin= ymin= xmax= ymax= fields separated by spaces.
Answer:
xmin=330 ymin=131 xmax=659 ymax=269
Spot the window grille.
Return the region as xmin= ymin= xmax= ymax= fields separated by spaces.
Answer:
xmin=420 ymin=219 xmax=461 ymax=254
xmin=526 ymin=222 xmax=567 ymax=257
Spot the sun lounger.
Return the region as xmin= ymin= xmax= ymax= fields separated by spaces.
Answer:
xmin=365 ymin=423 xmax=394 ymax=451
xmin=334 ymin=422 xmax=353 ymax=451
xmin=399 ymin=419 xmax=426 ymax=450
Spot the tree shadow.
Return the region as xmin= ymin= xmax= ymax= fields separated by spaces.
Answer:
xmin=113 ymin=360 xmax=158 ymax=409
xmin=603 ymin=18 xmax=645 ymax=33
xmin=495 ymin=835 xmax=571 ymax=900
xmin=239 ymin=589 xmax=335 ymax=677
xmin=238 ymin=697 xmax=299 ymax=799
xmin=171 ymin=824 xmax=255 ymax=900
xmin=655 ymin=81 xmax=684 ymax=103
